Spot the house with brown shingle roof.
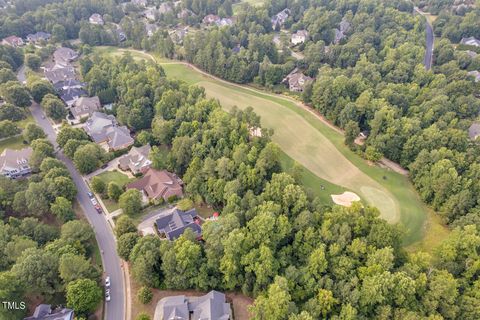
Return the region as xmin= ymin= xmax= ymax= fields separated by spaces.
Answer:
xmin=127 ymin=168 xmax=184 ymax=202
xmin=1 ymin=36 xmax=24 ymax=47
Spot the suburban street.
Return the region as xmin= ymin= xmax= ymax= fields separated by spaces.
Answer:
xmin=423 ymin=19 xmax=434 ymax=70
xmin=414 ymin=6 xmax=434 ymax=70
xmin=29 ymin=102 xmax=125 ymax=320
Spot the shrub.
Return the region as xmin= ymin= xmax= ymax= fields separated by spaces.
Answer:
xmin=137 ymin=286 xmax=153 ymax=304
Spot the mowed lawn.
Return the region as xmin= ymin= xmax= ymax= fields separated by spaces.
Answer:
xmin=93 ymin=47 xmax=438 ymax=246
xmin=95 ymin=170 xmax=132 ymax=187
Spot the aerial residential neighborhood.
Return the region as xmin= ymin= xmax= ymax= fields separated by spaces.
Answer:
xmin=1 ymin=0 xmax=480 ymax=320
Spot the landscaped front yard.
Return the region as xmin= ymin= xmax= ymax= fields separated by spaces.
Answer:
xmin=96 ymin=170 xmax=133 ymax=187
xmin=94 ymin=170 xmax=134 ymax=213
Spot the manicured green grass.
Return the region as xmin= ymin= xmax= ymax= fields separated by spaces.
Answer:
xmin=93 ymin=47 xmax=442 ymax=246
xmin=279 ymin=150 xmax=345 ymax=205
xmin=0 ymin=135 xmax=27 ymax=153
xmin=95 ymin=170 xmax=132 ymax=187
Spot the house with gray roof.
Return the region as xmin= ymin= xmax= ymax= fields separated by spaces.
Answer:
xmin=143 ymin=7 xmax=158 ymax=20
xmin=59 ymin=87 xmax=87 ymax=107
xmin=44 ymin=66 xmax=76 ymax=84
xmin=469 ymin=122 xmax=480 ymax=140
xmin=146 ymin=23 xmax=158 ymax=37
xmin=0 ymin=147 xmax=33 ymax=179
xmin=119 ymin=144 xmax=152 ymax=174
xmin=216 ymin=17 xmax=234 ymax=27
xmin=282 ymin=68 xmax=313 ymax=92
xmin=132 ymin=0 xmax=148 ymax=7
xmin=467 ymin=70 xmax=480 ymax=82
xmin=291 ymin=30 xmax=308 ymax=45
xmin=70 ymin=96 xmax=101 ymax=123
xmin=54 ymin=79 xmax=86 ymax=92
xmin=24 ymin=304 xmax=74 ymax=320
xmin=461 ymin=36 xmax=480 ymax=47
xmin=153 ymin=208 xmax=200 ymax=240
xmin=84 ymin=112 xmax=134 ymax=151
xmin=154 ymin=290 xmax=231 ymax=320
xmin=53 ymin=47 xmax=78 ymax=67
xmin=26 ymin=32 xmax=51 ymax=45
xmin=271 ymin=8 xmax=290 ymax=29
xmin=158 ymin=2 xmax=173 ymax=14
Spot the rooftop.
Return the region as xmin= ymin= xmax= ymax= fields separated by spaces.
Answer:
xmin=127 ymin=168 xmax=183 ymax=202
xmin=0 ymin=147 xmax=32 ymax=171
xmin=154 ymin=291 xmax=231 ymax=320
xmin=155 ymin=208 xmax=201 ymax=240
xmin=24 ymin=304 xmax=74 ymax=320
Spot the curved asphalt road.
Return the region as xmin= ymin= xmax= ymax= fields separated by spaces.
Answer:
xmin=414 ymin=6 xmax=434 ymax=70
xmin=30 ymin=103 xmax=125 ymax=320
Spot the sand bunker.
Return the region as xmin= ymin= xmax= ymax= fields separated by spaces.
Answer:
xmin=331 ymin=191 xmax=361 ymax=207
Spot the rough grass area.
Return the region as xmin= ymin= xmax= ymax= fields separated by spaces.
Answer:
xmin=0 ymin=135 xmax=27 ymax=153
xmin=405 ymin=210 xmax=451 ymax=253
xmin=93 ymin=47 xmax=446 ymax=247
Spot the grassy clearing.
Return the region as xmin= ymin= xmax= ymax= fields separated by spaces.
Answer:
xmin=17 ymin=113 xmax=34 ymax=129
xmin=96 ymin=170 xmax=132 ymax=187
xmin=103 ymin=199 xmax=120 ymax=213
xmin=405 ymin=210 xmax=450 ymax=253
xmin=196 ymin=204 xmax=216 ymax=219
xmin=0 ymin=135 xmax=27 ymax=153
xmin=93 ymin=47 xmax=445 ymax=246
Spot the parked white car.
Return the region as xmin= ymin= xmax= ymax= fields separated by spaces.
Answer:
xmin=105 ymin=288 xmax=111 ymax=302
xmin=105 ymin=276 xmax=110 ymax=287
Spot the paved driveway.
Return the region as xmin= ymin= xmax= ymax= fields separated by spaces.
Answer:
xmin=138 ymin=207 xmax=174 ymax=235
